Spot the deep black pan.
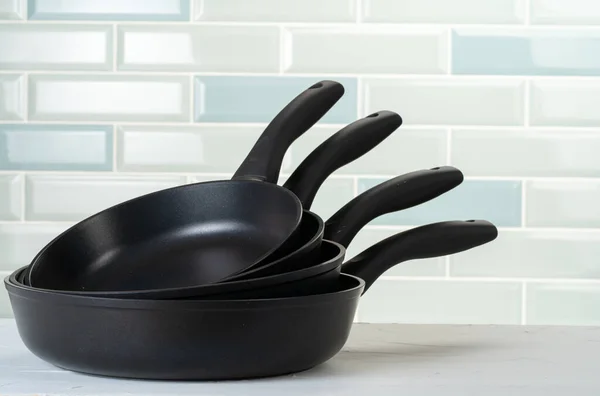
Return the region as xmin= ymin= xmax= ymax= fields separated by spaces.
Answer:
xmin=36 ymin=166 xmax=463 ymax=299
xmin=26 ymin=80 xmax=345 ymax=292
xmin=5 ymin=219 xmax=497 ymax=381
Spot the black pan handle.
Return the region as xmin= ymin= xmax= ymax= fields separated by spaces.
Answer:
xmin=324 ymin=166 xmax=464 ymax=247
xmin=283 ymin=111 xmax=402 ymax=209
xmin=232 ymin=80 xmax=345 ymax=183
xmin=343 ymin=220 xmax=498 ymax=294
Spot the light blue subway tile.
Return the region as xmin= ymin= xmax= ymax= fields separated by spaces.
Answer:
xmin=526 ymin=180 xmax=600 ymax=228
xmin=0 ymin=0 xmax=24 ymax=19
xmin=0 ymin=24 xmax=112 ymax=70
xmin=357 ymin=179 xmax=522 ymax=227
xmin=0 ymin=75 xmax=25 ymax=121
xmin=531 ymin=0 xmax=600 ymax=25
xmin=0 ymin=223 xmax=70 ymax=271
xmin=451 ymin=229 xmax=600 ymax=279
xmin=194 ymin=76 xmax=357 ymax=123
xmin=451 ymin=128 xmax=600 ymax=177
xmin=453 ymin=28 xmax=600 ymax=76
xmin=527 ymin=283 xmax=600 ymax=326
xmin=195 ymin=0 xmax=356 ymax=22
xmin=346 ymin=227 xmax=446 ymax=276
xmin=28 ymin=0 xmax=189 ymax=21
xmin=0 ymin=124 xmax=112 ymax=171
xmin=363 ymin=0 xmax=526 ymax=24
xmin=283 ymin=27 xmax=448 ymax=74
xmin=358 ymin=280 xmax=522 ymax=324
xmin=118 ymin=25 xmax=279 ymax=72
xmin=364 ymin=78 xmax=525 ymax=126
xmin=26 ymin=175 xmax=186 ymax=221
xmin=530 ymin=79 xmax=600 ymax=126
xmin=0 ymin=174 xmax=22 ymax=220
xmin=29 ymin=75 xmax=190 ymax=122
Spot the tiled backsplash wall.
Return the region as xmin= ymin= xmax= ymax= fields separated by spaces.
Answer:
xmin=1 ymin=0 xmax=599 ymax=325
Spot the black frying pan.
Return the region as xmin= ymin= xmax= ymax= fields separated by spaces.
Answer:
xmin=26 ymin=80 xmax=345 ymax=292
xmin=35 ymin=166 xmax=463 ymax=299
xmin=5 ymin=219 xmax=497 ymax=380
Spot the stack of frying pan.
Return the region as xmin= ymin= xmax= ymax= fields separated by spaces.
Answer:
xmin=4 ymin=80 xmax=498 ymax=381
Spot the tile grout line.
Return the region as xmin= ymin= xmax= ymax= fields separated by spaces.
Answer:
xmin=525 ymin=0 xmax=531 ymax=25
xmin=352 ymin=176 xmax=359 ymax=198
xmin=189 ymin=0 xmax=194 ymax=22
xmin=22 ymin=72 xmax=28 ymax=122
xmin=112 ymin=24 xmax=117 ymax=71
xmin=356 ymin=0 xmax=363 ymax=23
xmin=521 ymin=282 xmax=527 ymax=325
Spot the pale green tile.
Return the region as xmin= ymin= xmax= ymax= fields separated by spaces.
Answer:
xmin=283 ymin=27 xmax=447 ymax=74
xmin=118 ymin=25 xmax=279 ymax=72
xmin=363 ymin=0 xmax=525 ymax=23
xmin=451 ymin=229 xmax=600 ymax=279
xmin=194 ymin=76 xmax=357 ymax=123
xmin=0 ymin=124 xmax=113 ymax=171
xmin=452 ymin=128 xmax=600 ymax=177
xmin=531 ymin=79 xmax=600 ymax=126
xmin=196 ymin=0 xmax=356 ymax=22
xmin=0 ymin=0 xmax=24 ymax=19
xmin=0 ymin=174 xmax=22 ymax=220
xmin=526 ymin=180 xmax=600 ymax=228
xmin=0 ymin=75 xmax=25 ymax=121
xmin=357 ymin=179 xmax=522 ymax=227
xmin=364 ymin=78 xmax=525 ymax=126
xmin=358 ymin=280 xmax=522 ymax=324
xmin=29 ymin=75 xmax=190 ymax=122
xmin=531 ymin=0 xmax=600 ymax=25
xmin=527 ymin=283 xmax=600 ymax=326
xmin=26 ymin=175 xmax=186 ymax=221
xmin=0 ymin=223 xmax=70 ymax=271
xmin=0 ymin=24 xmax=112 ymax=70
xmin=29 ymin=0 xmax=189 ymax=20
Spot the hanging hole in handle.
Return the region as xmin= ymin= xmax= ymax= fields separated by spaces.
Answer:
xmin=309 ymin=82 xmax=324 ymax=89
xmin=367 ymin=112 xmax=379 ymax=118
xmin=465 ymin=220 xmax=475 ymax=222
xmin=431 ymin=167 xmax=441 ymax=170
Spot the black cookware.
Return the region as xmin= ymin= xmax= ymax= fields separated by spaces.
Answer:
xmin=35 ymin=166 xmax=463 ymax=299
xmin=5 ymin=219 xmax=497 ymax=380
xmin=26 ymin=80 xmax=345 ymax=292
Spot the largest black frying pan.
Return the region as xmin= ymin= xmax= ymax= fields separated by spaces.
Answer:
xmin=6 ymin=219 xmax=497 ymax=381
xmin=26 ymin=80 xmax=345 ymax=291
xmin=33 ymin=165 xmax=464 ymax=299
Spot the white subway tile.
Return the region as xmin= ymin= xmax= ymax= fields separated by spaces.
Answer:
xmin=365 ymin=78 xmax=525 ymax=126
xmin=0 ymin=223 xmax=70 ymax=271
xmin=358 ymin=280 xmax=522 ymax=324
xmin=531 ymin=79 xmax=600 ymax=126
xmin=526 ymin=180 xmax=600 ymax=228
xmin=531 ymin=0 xmax=600 ymax=25
xmin=363 ymin=0 xmax=526 ymax=23
xmin=29 ymin=75 xmax=190 ymax=122
xmin=451 ymin=128 xmax=600 ymax=177
xmin=0 ymin=174 xmax=22 ymax=221
xmin=0 ymin=74 xmax=25 ymax=121
xmin=195 ymin=0 xmax=356 ymax=22
xmin=0 ymin=0 xmax=24 ymax=19
xmin=0 ymin=24 xmax=112 ymax=70
xmin=118 ymin=25 xmax=279 ymax=72
xmin=451 ymin=229 xmax=600 ymax=279
xmin=26 ymin=175 xmax=186 ymax=221
xmin=347 ymin=228 xmax=446 ymax=276
xmin=0 ymin=272 xmax=12 ymax=317
xmin=283 ymin=27 xmax=448 ymax=74
xmin=527 ymin=283 xmax=600 ymax=325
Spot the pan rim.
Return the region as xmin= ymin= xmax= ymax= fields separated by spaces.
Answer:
xmin=5 ymin=268 xmax=364 ymax=311
xmin=26 ymin=179 xmax=303 ymax=288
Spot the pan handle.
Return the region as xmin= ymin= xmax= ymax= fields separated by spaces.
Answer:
xmin=324 ymin=166 xmax=464 ymax=247
xmin=283 ymin=111 xmax=402 ymax=209
xmin=343 ymin=220 xmax=498 ymax=294
xmin=231 ymin=80 xmax=345 ymax=184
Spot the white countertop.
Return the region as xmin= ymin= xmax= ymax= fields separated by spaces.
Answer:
xmin=1 ymin=319 xmax=599 ymax=395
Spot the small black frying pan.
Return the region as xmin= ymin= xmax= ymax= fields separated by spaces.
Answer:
xmin=35 ymin=165 xmax=463 ymax=299
xmin=26 ymin=80 xmax=345 ymax=292
xmin=5 ymin=219 xmax=497 ymax=380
